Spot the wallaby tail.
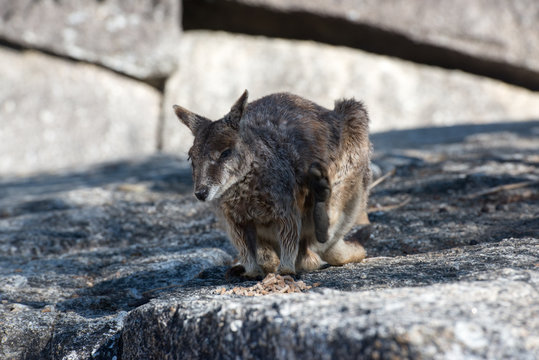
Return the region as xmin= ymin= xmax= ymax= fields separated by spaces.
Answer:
xmin=333 ymin=99 xmax=369 ymax=142
xmin=333 ymin=98 xmax=372 ymax=192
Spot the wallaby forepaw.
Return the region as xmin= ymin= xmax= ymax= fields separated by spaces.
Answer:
xmin=277 ymin=266 xmax=296 ymax=276
xmin=225 ymin=265 xmax=246 ymax=280
xmin=225 ymin=265 xmax=263 ymax=281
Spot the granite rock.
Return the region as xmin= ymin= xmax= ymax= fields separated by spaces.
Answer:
xmin=0 ymin=0 xmax=181 ymax=81
xmin=123 ymin=265 xmax=539 ymax=360
xmin=184 ymin=0 xmax=539 ymax=90
xmin=0 ymin=48 xmax=161 ymax=176
xmin=0 ymin=122 xmax=538 ymax=359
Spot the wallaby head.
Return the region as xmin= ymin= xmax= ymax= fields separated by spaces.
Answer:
xmin=173 ymin=90 xmax=250 ymax=202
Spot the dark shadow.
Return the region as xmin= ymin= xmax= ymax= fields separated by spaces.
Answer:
xmin=371 ymin=120 xmax=539 ymax=151
xmin=382 ymin=173 xmax=533 ymax=197
xmin=363 ymin=121 xmax=538 ymax=259
xmin=183 ymin=0 xmax=539 ymax=91
xmin=54 ymin=263 xmax=236 ymax=318
xmin=0 ymin=154 xmax=193 ymax=201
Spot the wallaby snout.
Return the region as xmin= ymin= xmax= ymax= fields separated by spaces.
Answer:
xmin=194 ymin=186 xmax=209 ymax=201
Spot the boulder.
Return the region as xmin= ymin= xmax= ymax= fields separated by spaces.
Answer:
xmin=0 ymin=48 xmax=161 ymax=176
xmin=184 ymin=0 xmax=539 ymax=90
xmin=162 ymin=31 xmax=539 ymax=156
xmin=0 ymin=0 xmax=181 ymax=81
xmin=0 ymin=155 xmax=233 ymax=359
xmin=0 ymin=122 xmax=537 ymax=359
xmin=123 ymin=264 xmax=539 ymax=360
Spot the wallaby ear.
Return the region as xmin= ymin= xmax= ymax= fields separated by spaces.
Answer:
xmin=173 ymin=105 xmax=211 ymax=135
xmin=225 ymin=90 xmax=249 ymax=130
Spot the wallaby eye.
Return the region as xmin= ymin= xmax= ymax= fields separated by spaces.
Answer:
xmin=220 ymin=149 xmax=232 ymax=160
xmin=187 ymin=154 xmax=195 ymax=170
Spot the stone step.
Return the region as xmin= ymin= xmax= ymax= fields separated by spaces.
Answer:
xmin=0 ymin=48 xmax=161 ymax=176
xmin=184 ymin=0 xmax=539 ymax=90
xmin=0 ymin=0 xmax=182 ymax=81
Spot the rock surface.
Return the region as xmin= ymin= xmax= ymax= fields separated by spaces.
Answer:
xmin=163 ymin=31 xmax=539 ymax=155
xmin=0 ymin=48 xmax=161 ymax=176
xmin=123 ymin=264 xmax=538 ymax=360
xmin=184 ymin=0 xmax=539 ymax=90
xmin=1 ymin=122 xmax=538 ymax=359
xmin=0 ymin=0 xmax=181 ymax=81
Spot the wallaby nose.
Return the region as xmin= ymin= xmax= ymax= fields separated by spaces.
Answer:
xmin=194 ymin=187 xmax=209 ymax=201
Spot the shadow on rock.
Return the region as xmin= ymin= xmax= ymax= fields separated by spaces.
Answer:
xmin=371 ymin=119 xmax=539 ymax=151
xmin=0 ymin=154 xmax=193 ymax=201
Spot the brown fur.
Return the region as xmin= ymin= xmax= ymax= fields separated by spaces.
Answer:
xmin=174 ymin=91 xmax=372 ymax=277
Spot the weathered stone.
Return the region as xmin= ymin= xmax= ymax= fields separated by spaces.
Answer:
xmin=0 ymin=122 xmax=537 ymax=359
xmin=0 ymin=0 xmax=181 ymax=80
xmin=0 ymin=48 xmax=161 ymax=176
xmin=162 ymin=31 xmax=539 ymax=155
xmin=184 ymin=0 xmax=539 ymax=90
xmin=0 ymin=156 xmax=233 ymax=359
xmin=123 ymin=265 xmax=539 ymax=360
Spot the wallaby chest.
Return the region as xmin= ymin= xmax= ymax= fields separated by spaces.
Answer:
xmin=219 ymin=174 xmax=279 ymax=224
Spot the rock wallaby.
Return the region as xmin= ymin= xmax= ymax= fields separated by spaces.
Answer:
xmin=173 ymin=91 xmax=371 ymax=278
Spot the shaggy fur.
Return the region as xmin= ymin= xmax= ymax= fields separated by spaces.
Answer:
xmin=174 ymin=91 xmax=371 ymax=277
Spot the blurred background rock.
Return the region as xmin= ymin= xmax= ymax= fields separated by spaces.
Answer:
xmin=1 ymin=0 xmax=538 ymax=174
